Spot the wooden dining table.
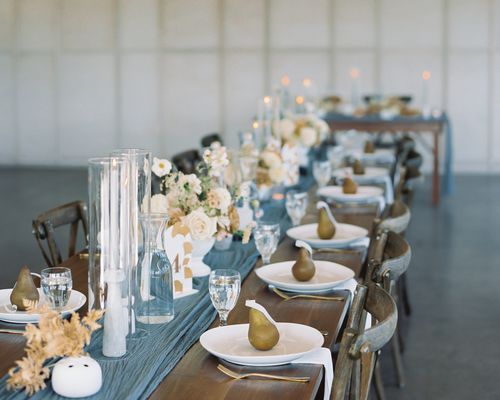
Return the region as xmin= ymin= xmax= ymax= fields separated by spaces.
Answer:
xmin=0 ymin=198 xmax=378 ymax=400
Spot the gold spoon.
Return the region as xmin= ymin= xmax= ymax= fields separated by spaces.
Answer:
xmin=272 ymin=287 xmax=343 ymax=302
xmin=217 ymin=364 xmax=310 ymax=383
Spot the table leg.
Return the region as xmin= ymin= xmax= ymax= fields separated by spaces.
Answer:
xmin=432 ymin=130 xmax=440 ymax=205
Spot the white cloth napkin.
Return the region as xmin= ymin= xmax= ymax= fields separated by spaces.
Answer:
xmin=291 ymin=347 xmax=333 ymax=400
xmin=334 ymin=278 xmax=372 ymax=329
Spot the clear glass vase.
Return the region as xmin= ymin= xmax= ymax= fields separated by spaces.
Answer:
xmin=138 ymin=213 xmax=174 ymax=324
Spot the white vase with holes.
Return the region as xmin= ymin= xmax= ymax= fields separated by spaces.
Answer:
xmin=51 ymin=356 xmax=102 ymax=398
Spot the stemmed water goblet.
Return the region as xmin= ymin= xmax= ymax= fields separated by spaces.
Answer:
xmin=313 ymin=160 xmax=332 ymax=188
xmin=209 ymin=269 xmax=241 ymax=327
xmin=254 ymin=223 xmax=280 ymax=264
xmin=285 ymin=191 xmax=308 ymax=226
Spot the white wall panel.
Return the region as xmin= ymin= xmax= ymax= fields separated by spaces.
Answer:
xmin=162 ymin=53 xmax=219 ymax=156
xmin=224 ymin=0 xmax=264 ymax=48
xmin=119 ymin=0 xmax=158 ymax=49
xmin=334 ymin=51 xmax=375 ymax=99
xmin=492 ymin=53 xmax=500 ymax=161
xmin=120 ymin=54 xmax=159 ymax=150
xmin=270 ymin=0 xmax=329 ymax=48
xmin=18 ymin=0 xmax=56 ymax=50
xmin=163 ymin=0 xmax=218 ymax=48
xmin=224 ymin=52 xmax=264 ymax=148
xmin=380 ymin=0 xmax=442 ymax=48
xmin=58 ymin=55 xmax=115 ymax=162
xmin=448 ymin=52 xmax=488 ymax=163
xmin=334 ymin=0 xmax=375 ymax=48
xmin=495 ymin=0 xmax=500 ymax=49
xmin=17 ymin=55 xmax=56 ymax=164
xmin=0 ymin=0 xmax=14 ymax=49
xmin=380 ymin=51 xmax=442 ymax=107
xmin=270 ymin=52 xmax=329 ymax=98
xmin=449 ymin=0 xmax=489 ymax=49
xmin=62 ymin=0 xmax=115 ymax=49
xmin=0 ymin=55 xmax=15 ymax=163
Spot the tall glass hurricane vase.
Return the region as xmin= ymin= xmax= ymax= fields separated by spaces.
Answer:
xmin=88 ymin=156 xmax=132 ymax=358
xmin=110 ymin=149 xmax=152 ymax=336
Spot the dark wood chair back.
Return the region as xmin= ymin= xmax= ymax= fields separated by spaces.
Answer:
xmin=172 ymin=150 xmax=202 ymax=174
xmin=332 ymin=283 xmax=398 ymax=400
xmin=201 ymin=133 xmax=223 ymax=148
xmin=378 ymin=199 xmax=411 ymax=234
xmin=32 ymin=201 xmax=89 ymax=267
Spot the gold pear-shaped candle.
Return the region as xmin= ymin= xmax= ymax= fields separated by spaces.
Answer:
xmin=342 ymin=176 xmax=358 ymax=194
xmin=246 ymin=300 xmax=280 ymax=351
xmin=316 ymin=201 xmax=336 ymax=239
xmin=292 ymin=240 xmax=315 ymax=281
xmin=10 ymin=266 xmax=39 ymax=311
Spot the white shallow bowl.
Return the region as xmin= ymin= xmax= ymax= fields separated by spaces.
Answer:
xmin=200 ymin=323 xmax=324 ymax=366
xmin=256 ymin=260 xmax=354 ymax=293
xmin=333 ymin=167 xmax=388 ymax=183
xmin=317 ymin=185 xmax=384 ymax=202
xmin=0 ymin=288 xmax=86 ymax=324
xmin=287 ymin=223 xmax=368 ymax=249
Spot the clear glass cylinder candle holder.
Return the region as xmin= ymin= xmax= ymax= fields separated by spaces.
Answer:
xmin=88 ymin=156 xmax=132 ymax=358
xmin=110 ymin=149 xmax=152 ymax=335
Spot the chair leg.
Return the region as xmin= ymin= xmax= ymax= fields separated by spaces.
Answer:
xmin=373 ymin=358 xmax=386 ymax=400
xmin=400 ymin=273 xmax=412 ymax=316
xmin=391 ymin=328 xmax=406 ymax=388
xmin=397 ymin=322 xmax=405 ymax=353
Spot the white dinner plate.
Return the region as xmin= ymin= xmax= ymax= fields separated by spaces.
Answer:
xmin=317 ymin=185 xmax=384 ymax=202
xmin=348 ymin=149 xmax=395 ymax=163
xmin=200 ymin=323 xmax=324 ymax=366
xmin=255 ymin=260 xmax=354 ymax=293
xmin=333 ymin=167 xmax=388 ymax=183
xmin=0 ymin=288 xmax=86 ymax=324
xmin=287 ymin=223 xmax=368 ymax=249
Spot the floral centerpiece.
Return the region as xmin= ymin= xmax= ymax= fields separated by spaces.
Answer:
xmin=274 ymin=113 xmax=330 ymax=148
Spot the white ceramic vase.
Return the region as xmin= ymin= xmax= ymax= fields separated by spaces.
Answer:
xmin=52 ymin=356 xmax=102 ymax=398
xmin=214 ymin=234 xmax=233 ymax=251
xmin=190 ymin=237 xmax=215 ymax=277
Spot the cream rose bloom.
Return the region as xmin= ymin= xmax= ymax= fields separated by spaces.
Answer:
xmin=261 ymin=150 xmax=282 ymax=169
xmin=269 ymin=166 xmax=286 ymax=183
xmin=279 ymin=118 xmax=296 ymax=140
xmin=300 ymin=126 xmax=317 ymax=147
xmin=149 ymin=194 xmax=169 ymax=213
xmin=214 ymin=187 xmax=232 ymax=213
xmin=182 ymin=208 xmax=217 ymax=240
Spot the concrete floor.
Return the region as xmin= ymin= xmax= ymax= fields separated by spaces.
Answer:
xmin=0 ymin=168 xmax=498 ymax=399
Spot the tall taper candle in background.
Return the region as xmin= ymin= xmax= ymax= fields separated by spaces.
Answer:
xmin=422 ymin=70 xmax=431 ymax=118
xmin=349 ymin=68 xmax=360 ymax=107
xmin=280 ymin=75 xmax=291 ymax=113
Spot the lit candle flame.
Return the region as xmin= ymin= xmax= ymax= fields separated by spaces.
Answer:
xmin=295 ymin=95 xmax=304 ymax=105
xmin=252 ymin=121 xmax=259 ymax=129
xmin=422 ymin=70 xmax=431 ymax=80
xmin=263 ymin=96 xmax=271 ymax=104
xmin=281 ymin=75 xmax=290 ymax=86
xmin=302 ymin=78 xmax=312 ymax=87
xmin=350 ymin=68 xmax=360 ymax=79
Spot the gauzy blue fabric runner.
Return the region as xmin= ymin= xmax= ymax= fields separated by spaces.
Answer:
xmin=0 ymin=175 xmax=315 ymax=400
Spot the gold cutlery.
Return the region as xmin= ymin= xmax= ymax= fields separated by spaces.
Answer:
xmin=0 ymin=328 xmax=24 ymax=335
xmin=272 ymin=287 xmax=343 ymax=302
xmin=217 ymin=364 xmax=310 ymax=383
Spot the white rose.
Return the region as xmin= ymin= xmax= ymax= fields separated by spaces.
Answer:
xmin=269 ymin=166 xmax=285 ymax=183
xmin=315 ymin=119 xmax=330 ymax=136
xmin=279 ymin=119 xmax=296 ymax=140
xmin=261 ymin=151 xmax=282 ymax=169
xmin=149 ymin=194 xmax=169 ymax=213
xmin=151 ymin=157 xmax=172 ymax=178
xmin=214 ymin=187 xmax=232 ymax=213
xmin=300 ymin=126 xmax=317 ymax=147
xmin=182 ymin=208 xmax=217 ymax=240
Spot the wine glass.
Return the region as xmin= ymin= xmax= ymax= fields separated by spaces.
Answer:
xmin=209 ymin=269 xmax=241 ymax=327
xmin=254 ymin=223 xmax=280 ymax=264
xmin=285 ymin=191 xmax=308 ymax=226
xmin=313 ymin=160 xmax=332 ymax=188
xmin=41 ymin=267 xmax=73 ymax=310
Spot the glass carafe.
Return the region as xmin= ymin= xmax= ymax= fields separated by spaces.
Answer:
xmin=138 ymin=213 xmax=174 ymax=324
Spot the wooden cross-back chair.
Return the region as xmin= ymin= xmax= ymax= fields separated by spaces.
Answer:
xmin=32 ymin=201 xmax=89 ymax=267
xmin=172 ymin=149 xmax=202 ymax=174
xmin=366 ymin=230 xmax=412 ymax=391
xmin=332 ymin=283 xmax=398 ymax=400
xmin=200 ymin=133 xmax=223 ymax=148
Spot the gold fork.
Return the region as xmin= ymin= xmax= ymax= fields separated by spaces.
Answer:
xmin=217 ymin=364 xmax=310 ymax=383
xmin=272 ymin=287 xmax=343 ymax=302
